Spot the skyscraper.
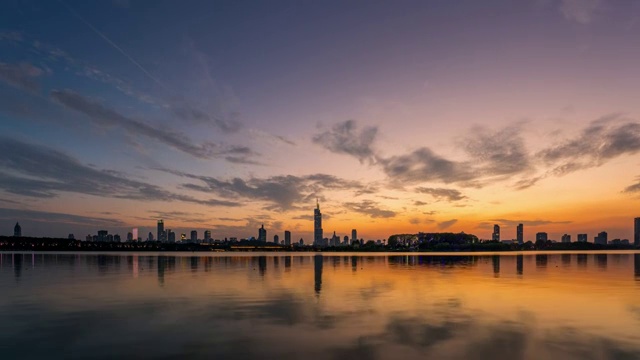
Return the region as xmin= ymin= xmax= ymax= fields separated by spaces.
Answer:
xmin=595 ymin=231 xmax=607 ymax=245
xmin=536 ymin=232 xmax=548 ymax=242
xmin=284 ymin=230 xmax=291 ymax=246
xmin=635 ymin=218 xmax=640 ymax=246
xmin=492 ymin=224 xmax=500 ymax=241
xmin=561 ymin=234 xmax=571 ymax=243
xmin=577 ymin=234 xmax=587 ymax=242
xmin=148 ymin=232 xmax=154 ymax=242
xmin=274 ymin=234 xmax=279 ymax=244
xmin=314 ymin=200 xmax=323 ymax=246
xmin=13 ymin=222 xmax=21 ymax=237
xmin=258 ymin=224 xmax=267 ymax=242
xmin=157 ymin=220 xmax=165 ymax=243
xmin=190 ymin=230 xmax=198 ymax=243
xmin=204 ymin=230 xmax=212 ymax=242
xmin=351 ymin=229 xmax=357 ymax=245
xmin=516 ymin=224 xmax=523 ymax=244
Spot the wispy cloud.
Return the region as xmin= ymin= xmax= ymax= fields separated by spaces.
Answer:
xmin=0 ymin=62 xmax=45 ymax=93
xmin=313 ymin=120 xmax=378 ymax=164
xmin=438 ymin=219 xmax=458 ymax=229
xmin=155 ymin=168 xmax=373 ymax=210
xmin=50 ymin=89 xmax=254 ymax=161
xmin=559 ymin=0 xmax=601 ymax=24
xmin=415 ymin=187 xmax=467 ymax=202
xmin=0 ymin=137 xmax=239 ymax=207
xmin=343 ymin=200 xmax=396 ymax=218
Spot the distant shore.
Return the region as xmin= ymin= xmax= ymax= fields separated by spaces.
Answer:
xmin=1 ymin=236 xmax=637 ymax=252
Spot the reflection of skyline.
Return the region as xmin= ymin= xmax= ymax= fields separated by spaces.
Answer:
xmin=492 ymin=255 xmax=500 ymax=277
xmin=314 ymin=255 xmax=323 ymax=295
xmin=635 ymin=254 xmax=640 ymax=280
xmin=517 ymin=254 xmax=523 ymax=275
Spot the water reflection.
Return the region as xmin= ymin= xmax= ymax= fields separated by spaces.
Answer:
xmin=1 ymin=251 xmax=640 ymax=359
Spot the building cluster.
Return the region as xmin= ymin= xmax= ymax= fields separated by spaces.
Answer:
xmin=491 ymin=223 xmax=635 ymax=246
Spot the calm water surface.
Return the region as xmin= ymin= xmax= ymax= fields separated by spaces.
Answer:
xmin=1 ymin=251 xmax=640 ymax=360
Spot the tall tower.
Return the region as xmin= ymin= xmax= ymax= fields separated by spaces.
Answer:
xmin=284 ymin=230 xmax=291 ymax=246
xmin=157 ymin=220 xmax=164 ymax=243
xmin=635 ymin=217 xmax=640 ymax=246
xmin=258 ymin=224 xmax=267 ymax=242
xmin=492 ymin=224 xmax=500 ymax=241
xmin=351 ymin=229 xmax=357 ymax=245
xmin=13 ymin=222 xmax=21 ymax=237
xmin=516 ymin=224 xmax=523 ymax=244
xmin=314 ymin=199 xmax=323 ymax=246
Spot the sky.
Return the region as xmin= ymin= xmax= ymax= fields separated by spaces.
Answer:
xmin=1 ymin=0 xmax=640 ymax=241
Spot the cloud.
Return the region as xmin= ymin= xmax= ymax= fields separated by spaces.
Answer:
xmin=538 ymin=115 xmax=640 ymax=175
xmin=380 ymin=148 xmax=476 ymax=185
xmin=50 ymin=89 xmax=254 ymax=160
xmin=413 ymin=200 xmax=429 ymax=206
xmin=462 ymin=123 xmax=532 ymax=179
xmin=0 ymin=62 xmax=44 ymax=93
xmin=313 ymin=120 xmax=378 ymax=163
xmin=623 ymin=177 xmax=640 ymax=194
xmin=438 ymin=219 xmax=458 ymax=229
xmin=559 ymin=0 xmax=601 ymax=24
xmin=488 ymin=219 xmax=572 ymax=227
xmin=0 ymin=137 xmax=239 ymax=207
xmin=343 ymin=200 xmax=396 ymax=218
xmin=0 ymin=207 xmax=125 ymax=228
xmin=169 ymin=102 xmax=242 ymax=133
xmin=156 ymin=168 xmax=371 ymax=210
xmin=415 ymin=187 xmax=467 ymax=202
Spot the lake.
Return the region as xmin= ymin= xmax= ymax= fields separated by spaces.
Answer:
xmin=1 ymin=251 xmax=639 ymax=359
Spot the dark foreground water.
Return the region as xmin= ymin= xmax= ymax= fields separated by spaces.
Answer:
xmin=1 ymin=251 xmax=640 ymax=360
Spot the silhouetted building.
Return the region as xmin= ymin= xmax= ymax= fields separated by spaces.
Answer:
xmin=13 ymin=222 xmax=21 ymax=237
xmin=635 ymin=218 xmax=640 ymax=246
xmin=191 ymin=230 xmax=198 ymax=243
xmin=284 ymin=230 xmax=291 ymax=246
xmin=561 ymin=234 xmax=571 ymax=243
xmin=157 ymin=220 xmax=165 ymax=242
xmin=517 ymin=223 xmax=523 ymax=244
xmin=204 ymin=230 xmax=212 ymax=242
xmin=180 ymin=233 xmax=186 ymax=242
xmin=577 ymin=233 xmax=587 ymax=243
xmin=594 ymin=231 xmax=607 ymax=245
xmin=299 ymin=238 xmax=304 ymax=246
xmin=148 ymin=232 xmax=154 ymax=242
xmin=114 ymin=234 xmax=121 ymax=242
xmin=273 ymin=234 xmax=279 ymax=244
xmin=98 ymin=230 xmax=108 ymax=242
xmin=314 ymin=200 xmax=323 ymax=246
xmin=492 ymin=224 xmax=500 ymax=241
xmin=344 ymin=235 xmax=349 ymax=245
xmin=167 ymin=230 xmax=175 ymax=243
xmin=351 ymin=229 xmax=357 ymax=245
xmin=127 ymin=232 xmax=133 ymax=241
xmin=536 ymin=232 xmax=548 ymax=242
xmin=258 ymin=224 xmax=266 ymax=242
xmin=68 ymin=234 xmax=74 ymax=240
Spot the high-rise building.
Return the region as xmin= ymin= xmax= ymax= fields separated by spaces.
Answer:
xmin=344 ymin=235 xmax=349 ymax=245
xmin=258 ymin=224 xmax=267 ymax=242
xmin=595 ymin=231 xmax=608 ymax=245
xmin=13 ymin=222 xmax=21 ymax=237
xmin=98 ymin=230 xmax=108 ymax=242
xmin=536 ymin=232 xmax=548 ymax=242
xmin=635 ymin=218 xmax=640 ymax=246
xmin=284 ymin=230 xmax=291 ymax=246
xmin=516 ymin=224 xmax=523 ymax=244
xmin=132 ymin=228 xmax=138 ymax=242
xmin=561 ymin=234 xmax=571 ymax=243
xmin=114 ymin=234 xmax=121 ymax=242
xmin=68 ymin=234 xmax=74 ymax=240
xmin=191 ymin=230 xmax=198 ymax=243
xmin=351 ymin=229 xmax=357 ymax=245
xmin=577 ymin=234 xmax=587 ymax=242
xmin=167 ymin=229 xmax=175 ymax=243
xmin=157 ymin=220 xmax=165 ymax=243
xmin=204 ymin=230 xmax=212 ymax=242
xmin=127 ymin=232 xmax=133 ymax=241
xmin=274 ymin=234 xmax=279 ymax=244
xmin=492 ymin=225 xmax=500 ymax=241
xmin=148 ymin=232 xmax=154 ymax=242
xmin=314 ymin=200 xmax=323 ymax=246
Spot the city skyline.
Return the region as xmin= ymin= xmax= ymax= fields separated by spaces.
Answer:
xmin=2 ymin=1 xmax=640 ymax=240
